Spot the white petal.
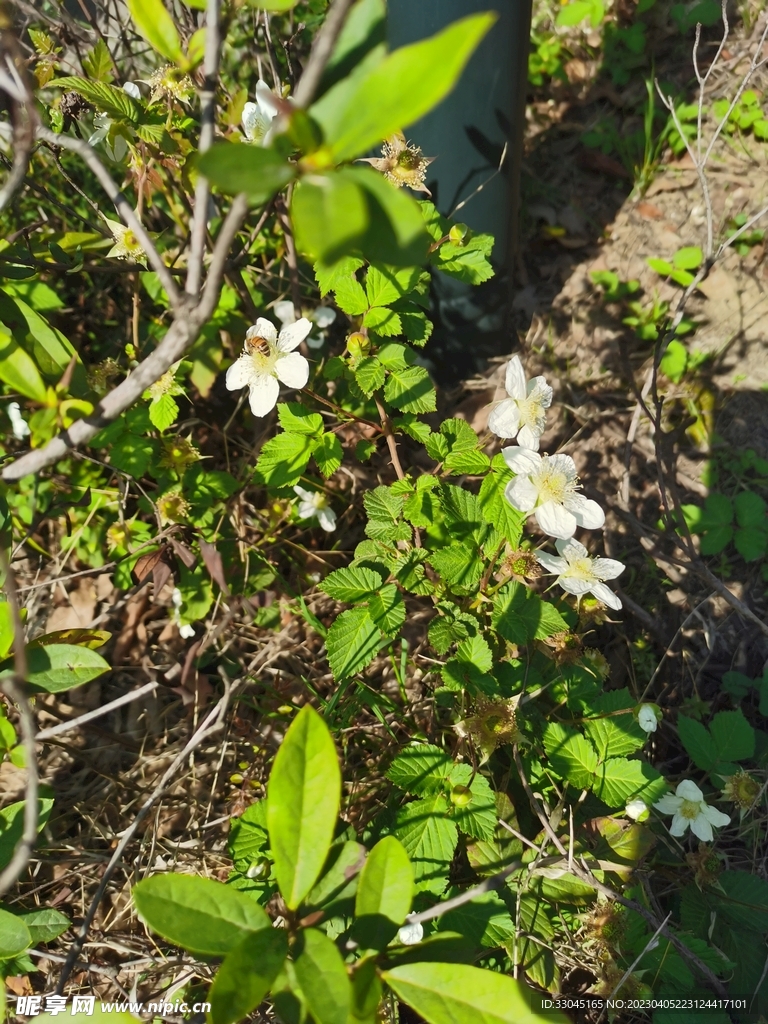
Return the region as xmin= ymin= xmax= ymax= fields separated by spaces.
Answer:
xmin=398 ymin=922 xmax=423 ymax=946
xmin=317 ymin=507 xmax=337 ymax=532
xmin=312 ymin=306 xmax=336 ymax=328
xmin=255 ymin=79 xmax=280 ymax=119
xmin=669 ymin=812 xmax=690 ymax=837
xmin=488 ymin=399 xmax=521 ymax=439
xmin=560 ymin=577 xmax=593 ymax=596
xmin=568 ymin=495 xmax=605 ymax=531
xmin=535 ymin=551 xmax=568 ymax=575
xmin=638 ymin=706 xmax=658 ymax=733
xmin=306 ymin=334 xmax=325 ymax=350
xmin=247 ymin=318 xmax=278 ymax=345
xmin=654 ymin=794 xmax=683 ymax=814
xmin=516 ymin=422 xmax=541 ymax=451
xmin=625 ymin=799 xmax=648 ymax=820
xmin=247 ymin=374 xmax=280 ymax=417
xmin=504 ymin=356 xmax=527 ymax=400
xmin=556 ymin=537 xmax=588 ymax=560
xmin=547 ymin=453 xmax=578 ymax=481
xmin=278 ymin=317 xmax=313 ymax=352
xmin=591 ymin=581 xmax=622 ymax=610
xmin=527 ymin=376 xmax=553 ymax=407
xmin=676 ymin=779 xmax=704 ymax=802
xmin=226 ymin=354 xmax=255 ymax=391
xmin=690 ymin=815 xmax=713 ymax=842
xmin=294 ymin=486 xmax=313 ymax=501
xmin=241 ymin=101 xmax=266 ymax=142
xmin=297 ymin=501 xmax=315 ymax=519
xmin=273 ymin=300 xmax=296 ymax=325
xmin=275 ymin=352 xmax=309 ymax=389
xmin=179 ymin=623 xmax=196 ymax=639
xmin=502 ymin=446 xmax=540 ymax=475
xmin=505 ymin=476 xmax=538 ymax=513
xmin=123 ymin=81 xmax=141 ymax=99
xmin=701 ymin=804 xmax=731 ymax=828
xmin=535 ymin=501 xmax=577 ymax=539
xmin=591 ymin=557 xmax=626 ymax=581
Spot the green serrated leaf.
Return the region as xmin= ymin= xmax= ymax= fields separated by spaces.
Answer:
xmin=678 ymin=715 xmax=718 ymax=770
xmin=384 ymin=365 xmax=436 ymax=413
xmin=255 ymin=432 xmax=314 ymax=488
xmin=394 ymin=793 xmax=457 ymax=894
xmin=363 ymin=306 xmax=403 ymax=336
xmin=314 ymin=432 xmax=343 ymax=478
xmin=277 ymin=402 xmax=324 ymax=436
xmin=387 ymin=743 xmax=453 ymax=795
xmin=354 ymin=357 xmax=386 ymax=396
xmin=82 ymin=39 xmax=114 ymax=83
xmin=593 ymin=758 xmax=666 ymax=808
xmin=315 ymin=256 xmax=365 ymax=296
xmin=326 ymin=606 xmax=382 ymax=680
xmin=53 ymin=76 xmax=140 ymax=122
xmin=368 ymin=584 xmax=406 ymax=636
xmin=321 ymin=565 xmax=385 ymax=602
xmin=492 ymin=581 xmax=568 ymax=644
xmin=149 ymin=393 xmax=178 ymax=431
xmin=543 ymin=722 xmax=598 ymax=788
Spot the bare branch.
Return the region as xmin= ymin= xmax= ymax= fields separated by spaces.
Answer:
xmin=0 ymin=49 xmax=37 ymax=215
xmin=406 ymin=859 xmax=523 ymax=925
xmin=186 ymin=0 xmax=222 ymax=298
xmin=35 ymin=127 xmax=183 ymax=309
xmin=36 ymin=681 xmax=159 ymax=741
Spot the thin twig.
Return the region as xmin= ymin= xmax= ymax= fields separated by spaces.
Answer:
xmin=406 ymin=859 xmax=523 ymax=925
xmin=292 ymin=0 xmax=356 ymax=107
xmin=36 ymin=682 xmax=159 ymax=741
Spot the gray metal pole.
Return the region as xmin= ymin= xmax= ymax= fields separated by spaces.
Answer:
xmin=387 ymin=1 xmax=532 ymax=381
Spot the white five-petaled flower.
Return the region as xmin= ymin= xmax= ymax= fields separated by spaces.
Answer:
xmin=274 ymin=300 xmax=336 ymax=350
xmin=105 ymin=218 xmax=147 ymax=267
xmin=503 ymin=448 xmax=605 ymax=540
xmin=638 ymin=704 xmax=659 ymax=734
xmin=488 ymin=355 xmax=553 ymax=450
xmin=535 ymin=538 xmax=624 ymax=608
xmin=294 ymin=486 xmax=336 ymax=532
xmin=654 ymin=779 xmax=730 ymax=842
xmin=226 ymin=316 xmax=312 ymax=417
xmin=397 ymin=921 xmax=423 ymax=946
xmin=625 ymin=798 xmax=649 ymax=822
xmin=242 ymin=81 xmax=283 ymax=146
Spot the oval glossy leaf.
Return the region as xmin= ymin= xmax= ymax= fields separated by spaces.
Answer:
xmin=0 ymin=793 xmax=55 ymax=872
xmin=18 ymin=907 xmax=70 ymax=945
xmin=267 ymin=705 xmax=341 ymax=910
xmin=291 ymin=171 xmax=369 ymax=264
xmin=0 ymin=906 xmax=31 ymax=958
xmin=133 ymin=874 xmax=269 ymax=957
xmin=293 ymin=928 xmax=351 ymax=1024
xmin=383 ymin=962 xmax=570 ymax=1024
xmin=127 ymin=0 xmax=183 ymax=63
xmin=197 ymin=143 xmax=295 ymax=203
xmin=209 ymin=927 xmax=288 ymax=1024
xmin=13 ymin=644 xmax=110 ymax=693
xmin=28 ymin=629 xmax=111 ymax=650
xmin=354 ymin=836 xmax=413 ymax=950
xmin=0 ymin=325 xmax=47 ymax=402
xmin=310 ymin=13 xmax=496 ymax=163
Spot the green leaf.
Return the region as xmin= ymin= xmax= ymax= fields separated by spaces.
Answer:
xmin=478 ymin=454 xmax=525 ymax=546
xmin=354 ymin=357 xmax=387 ymax=396
xmin=659 ymin=339 xmax=688 ymax=383
xmin=678 ymin=715 xmax=718 ymax=770
xmin=363 ymin=306 xmax=402 ymax=336
xmin=734 ymin=526 xmax=768 ymax=561
xmin=52 ymin=77 xmax=140 ymax=122
xmin=133 ymin=874 xmax=269 ymax=957
xmin=394 ymin=793 xmax=457 ymax=894
xmin=316 ymin=255 xmax=365 ymax=296
xmin=700 ymin=524 xmax=733 ymax=554
xmin=310 ymin=14 xmax=496 ymax=163
xmin=267 ymin=705 xmax=341 ymax=910
xmin=209 ymin=928 xmax=288 ymax=1024
xmin=584 ymin=709 xmax=646 ymax=761
xmin=384 ymin=365 xmax=436 ymax=413
xmin=354 ymin=836 xmax=413 ymax=949
xmin=277 ymin=403 xmax=324 ymax=436
xmin=255 ymin=432 xmax=314 ymax=488
xmin=366 ymin=265 xmax=421 ymax=307
xmin=325 ymin=606 xmax=382 ymax=680
xmin=368 ymin=584 xmax=406 ymax=636
xmin=127 ymin=0 xmax=183 ymax=63
xmin=543 ymin=723 xmax=598 ymax=788
xmin=363 ymin=485 xmax=407 ymax=541
xmin=314 ymin=432 xmax=343 ymax=478
xmin=448 ymin=767 xmax=497 ymax=841
xmin=292 ymin=169 xmax=369 ymax=264
xmin=17 ymin=907 xmax=70 ymax=945
xmin=148 ymin=393 xmax=178 ymax=431
xmin=0 ymin=324 xmax=47 ymax=402
xmin=0 ymin=794 xmax=54 ymax=872
xmin=383 ymin=962 xmax=569 ymax=1024
xmin=248 ymin=0 xmax=298 ymax=8
xmin=82 ymin=39 xmax=114 ymax=82
xmin=294 ymin=928 xmax=351 ymax=1024
xmin=0 ymin=907 xmax=31 ymax=958
xmin=35 ymin=1012 xmax=139 ymax=1024
xmin=438 ymin=888 xmax=515 ymax=948
xmin=428 ymin=544 xmax=483 ymax=594
xmin=592 ymin=758 xmax=666 ymax=808
xmin=334 ymin=274 xmax=369 ymax=315
xmin=710 ymin=709 xmax=755 ymax=762
xmin=197 ymin=143 xmax=295 ymax=203
xmin=735 ymin=490 xmax=767 ymax=528
xmin=0 ymin=644 xmax=110 ymax=693
xmin=673 ymin=245 xmax=703 ymax=270
xmin=433 ymin=239 xmax=495 ymax=285
xmin=492 ymin=582 xmax=568 ymax=644
xmin=387 ymin=743 xmax=453 ymax=795
xmin=321 ymin=565 xmax=385 ymax=602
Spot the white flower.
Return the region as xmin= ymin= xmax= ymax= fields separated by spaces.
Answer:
xmin=88 ymin=112 xmax=128 ymax=162
xmin=7 ymin=402 xmax=30 ymax=439
xmin=226 ymin=316 xmax=312 ymax=417
xmin=242 ymin=81 xmax=282 ymax=146
xmin=488 ymin=355 xmax=553 ymax=450
xmin=105 ymin=218 xmax=147 ymax=267
xmin=123 ymin=81 xmax=141 ymax=100
xmin=654 ymin=779 xmax=730 ymax=842
xmin=535 ymin=538 xmax=623 ymax=608
xmin=625 ymin=798 xmax=649 ymax=822
xmin=294 ymin=486 xmax=336 ymax=532
xmin=171 ymin=588 xmax=196 ymax=639
xmin=638 ymin=704 xmax=659 ymax=734
xmin=504 ymin=448 xmax=605 ymax=540
xmin=274 ymin=299 xmax=336 ymax=350
xmin=397 ymin=921 xmax=423 ymax=945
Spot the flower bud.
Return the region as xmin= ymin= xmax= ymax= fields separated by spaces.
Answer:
xmin=346 ymin=332 xmax=370 ymax=361
xmin=246 ymin=857 xmax=271 ymax=880
xmin=450 ymin=784 xmax=473 ymax=807
xmin=636 ymin=703 xmax=660 ymax=734
xmin=449 ymin=223 xmax=470 ymax=245
xmin=397 ymin=921 xmax=423 ymax=945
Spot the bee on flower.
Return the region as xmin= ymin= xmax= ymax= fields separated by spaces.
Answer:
xmin=225 ymin=316 xmax=312 ymax=417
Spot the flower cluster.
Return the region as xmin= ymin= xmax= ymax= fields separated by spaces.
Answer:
xmin=491 ymin=355 xmax=624 ymax=611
